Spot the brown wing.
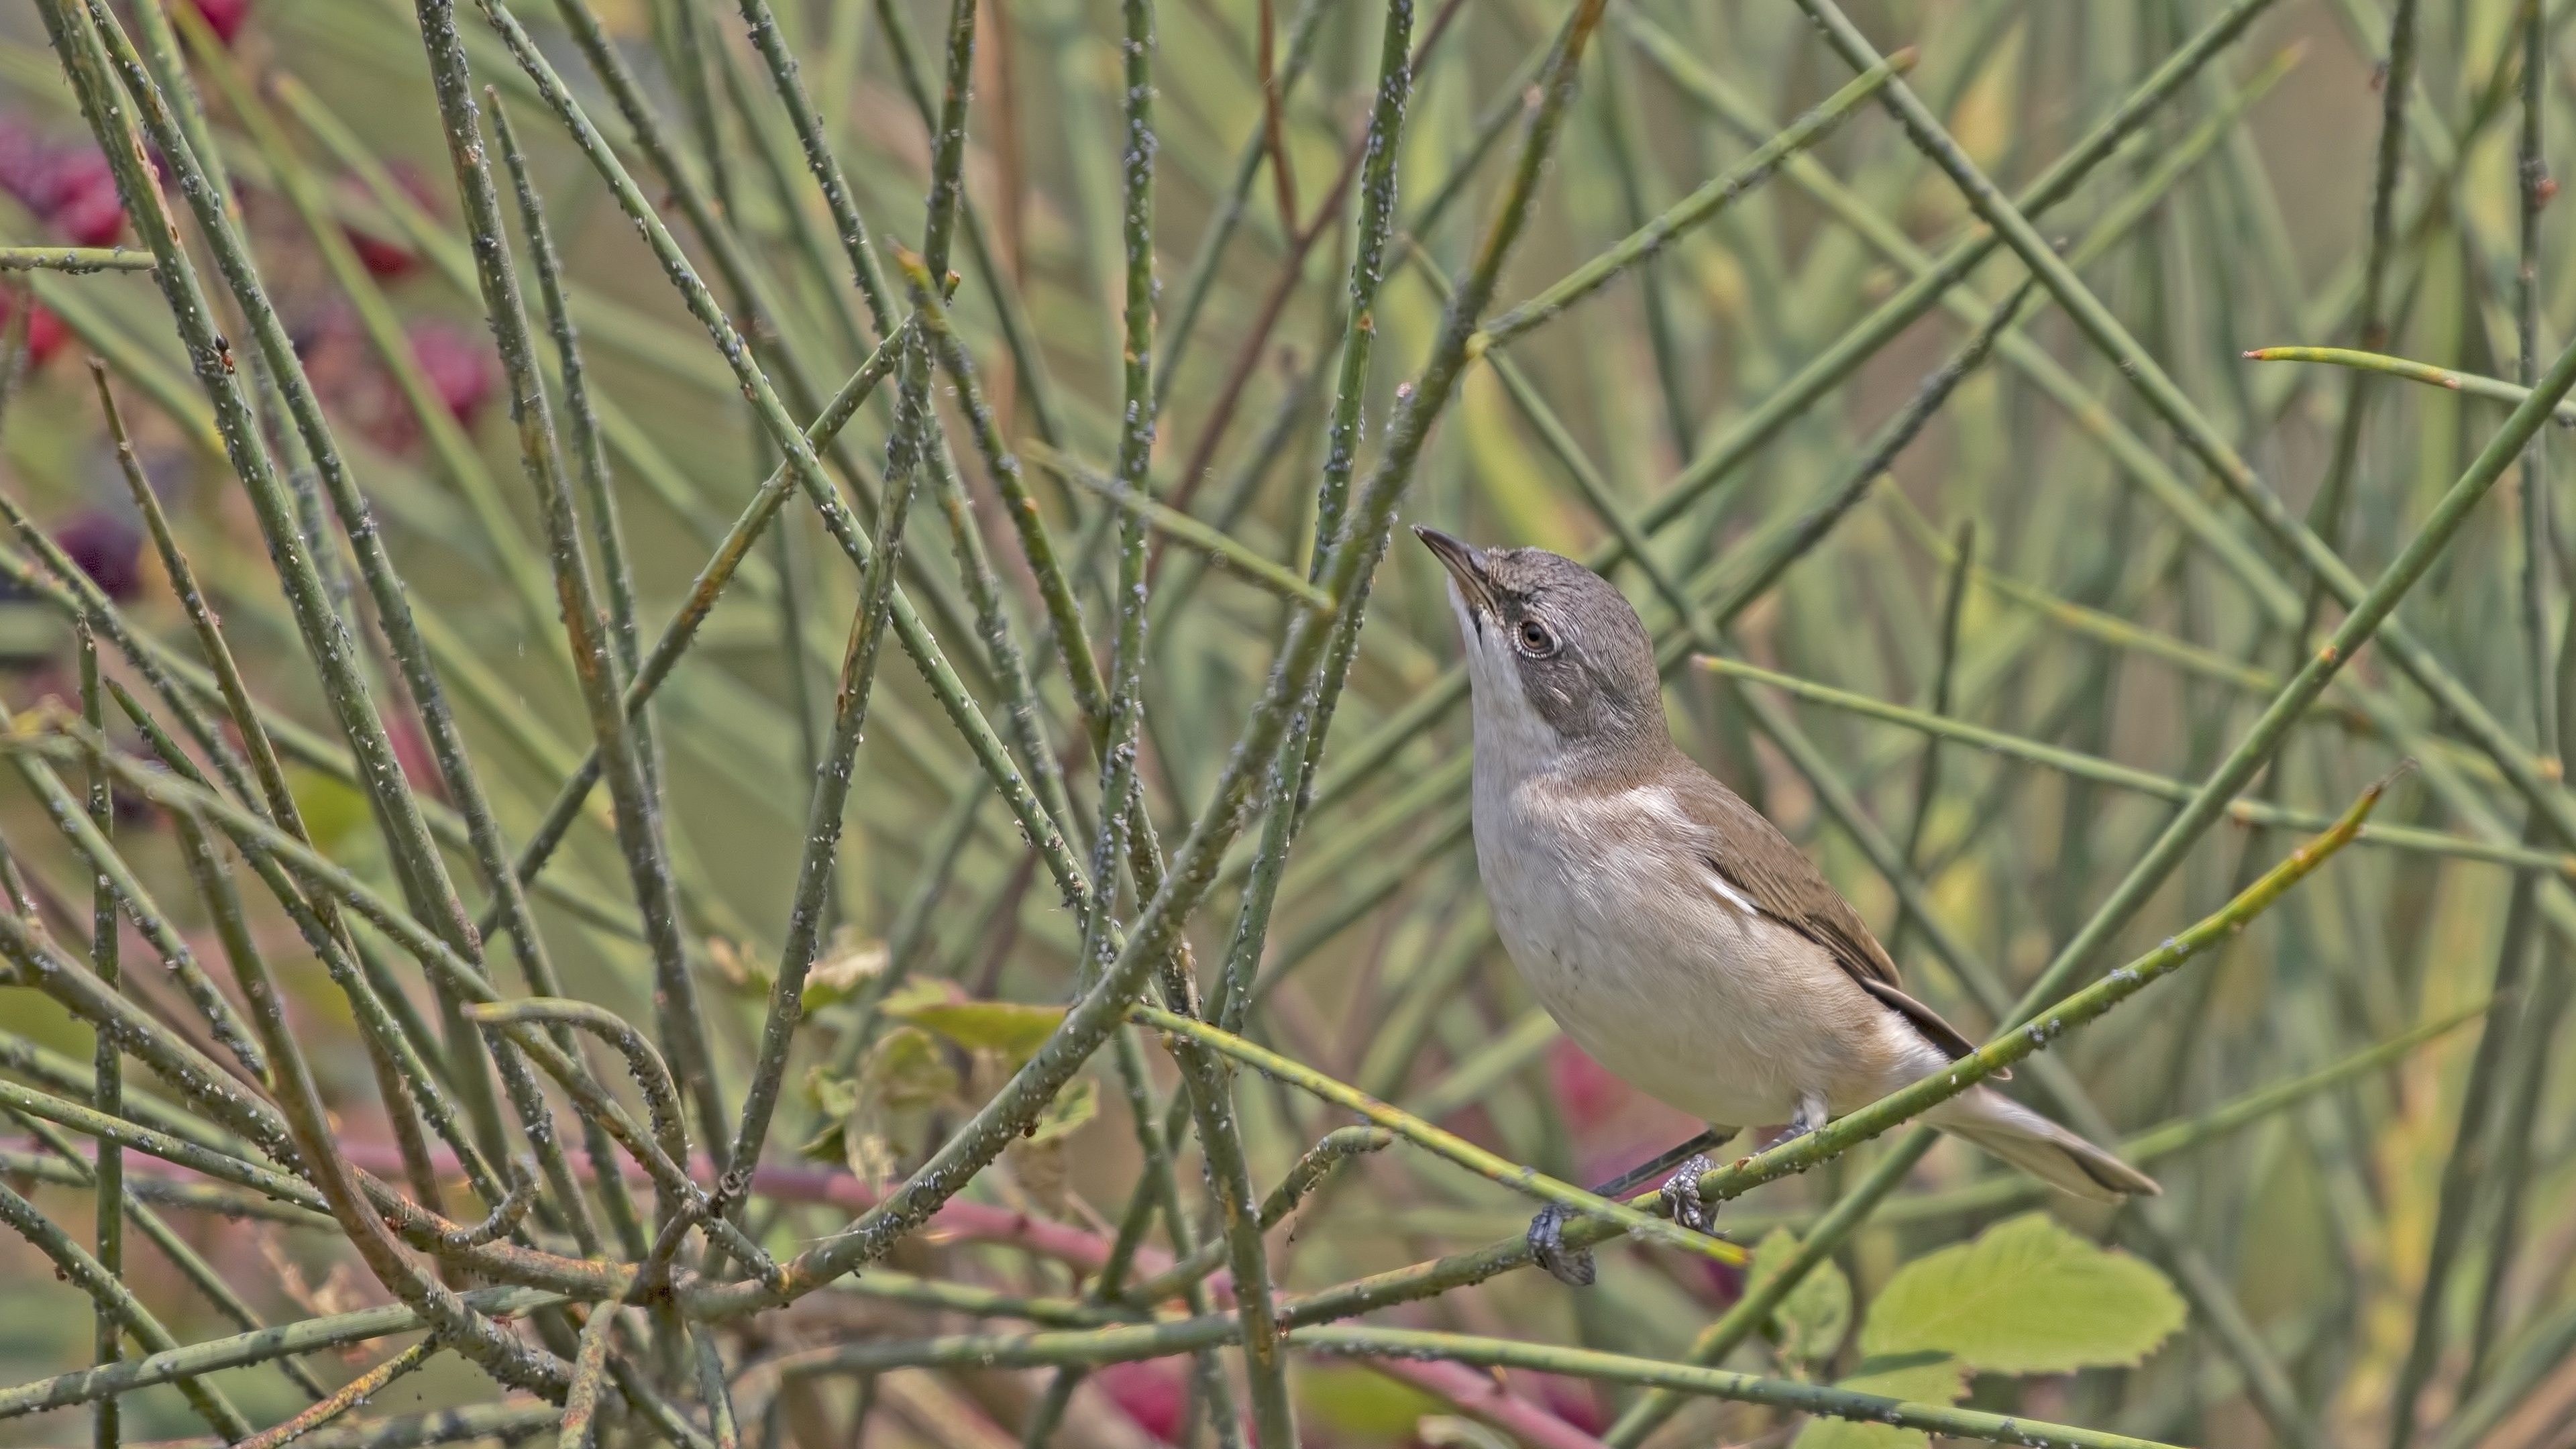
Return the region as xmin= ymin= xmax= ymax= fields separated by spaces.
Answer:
xmin=1667 ymin=765 xmax=1987 ymax=1066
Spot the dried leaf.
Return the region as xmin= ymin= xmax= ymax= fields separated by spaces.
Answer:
xmin=829 ymin=1026 xmax=959 ymax=1192
xmin=705 ymin=937 xmax=770 ymax=996
xmin=800 ymin=926 xmax=890 ymax=1011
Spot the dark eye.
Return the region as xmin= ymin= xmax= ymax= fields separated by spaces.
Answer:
xmin=1515 ymin=619 xmax=1556 ymax=655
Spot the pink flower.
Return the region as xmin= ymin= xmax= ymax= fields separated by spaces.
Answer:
xmin=1548 ymin=1037 xmax=1633 ymax=1131
xmin=1092 ymin=1360 xmax=1187 ymax=1444
xmin=1699 ymin=1253 xmax=1746 ymax=1307
xmin=1533 ymin=1375 xmax=1610 ymax=1435
xmin=36 ymin=148 xmax=125 ymax=247
xmin=182 ymin=0 xmax=252 ymax=46
xmin=52 ymin=511 xmax=143 ymax=602
xmin=341 ymin=163 xmax=439 ymax=279
xmin=0 ymin=119 xmax=49 ymax=208
xmin=407 ymin=320 xmax=494 ymax=426
xmin=1 ymin=292 xmax=70 ymax=368
xmin=0 ymin=117 xmax=127 ymax=246
xmin=387 ymin=714 xmax=448 ymax=804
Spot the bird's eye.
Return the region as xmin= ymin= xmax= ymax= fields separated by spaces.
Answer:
xmin=1515 ymin=619 xmax=1556 ymax=656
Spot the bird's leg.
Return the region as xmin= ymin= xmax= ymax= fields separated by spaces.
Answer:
xmin=1525 ymin=1204 xmax=1594 ymax=1287
xmin=1526 ymin=1127 xmax=1734 ymax=1286
xmin=1658 ymin=1154 xmax=1717 ymax=1234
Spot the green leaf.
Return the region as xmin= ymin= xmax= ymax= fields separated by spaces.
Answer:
xmin=1298 ymin=1365 xmax=1440 ymax=1438
xmin=1024 ymin=1076 xmax=1098 ymax=1144
xmin=893 ymin=995 xmax=1069 ymax=1064
xmin=875 ymin=977 xmax=959 ymax=1018
xmin=1415 ymin=1417 xmax=1515 ymax=1449
xmin=286 ymin=767 xmax=371 ymax=855
xmin=1750 ymin=1227 xmax=1852 ymax=1371
xmin=803 ymin=1065 xmax=861 ymax=1120
xmin=794 ymin=1121 xmax=848 ymax=1165
xmin=1789 ymin=1352 xmax=1966 ymax=1449
xmin=861 ymin=1026 xmax=958 ymax=1109
xmin=1860 ymin=1213 xmax=2186 ymax=1374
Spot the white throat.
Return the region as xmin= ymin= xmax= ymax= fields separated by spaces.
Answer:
xmin=1448 ymin=580 xmax=1568 ymax=780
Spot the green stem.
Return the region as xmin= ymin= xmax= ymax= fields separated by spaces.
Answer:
xmin=1477 ymin=46 xmax=1912 ymax=349
xmin=1132 ymin=1003 xmax=1746 ymax=1271
xmin=1694 ymin=655 xmax=2573 ymax=875
xmin=0 ymin=246 xmax=152 ymax=271
xmin=84 ymin=625 xmax=122 ymax=1449
xmin=2245 ymin=346 xmax=2576 ymax=424
xmin=0 ymin=1179 xmax=251 ymax=1440
xmin=1026 ymin=442 xmax=1334 ymax=610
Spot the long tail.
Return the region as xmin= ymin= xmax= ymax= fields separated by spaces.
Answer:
xmin=1926 ymin=1085 xmax=2159 ymax=1202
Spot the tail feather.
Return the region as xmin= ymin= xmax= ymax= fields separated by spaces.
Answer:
xmin=1927 ymin=1086 xmax=2159 ymax=1203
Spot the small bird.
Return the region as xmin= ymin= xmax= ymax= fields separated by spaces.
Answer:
xmin=1417 ymin=528 xmax=2157 ymax=1286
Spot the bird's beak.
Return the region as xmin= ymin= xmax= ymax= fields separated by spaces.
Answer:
xmin=1414 ymin=526 xmax=1501 ymax=618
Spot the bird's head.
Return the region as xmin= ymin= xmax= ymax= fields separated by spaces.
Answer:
xmin=1415 ymin=527 xmax=1666 ymax=771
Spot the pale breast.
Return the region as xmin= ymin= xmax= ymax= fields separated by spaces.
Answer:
xmin=1470 ymin=773 xmax=1897 ymax=1127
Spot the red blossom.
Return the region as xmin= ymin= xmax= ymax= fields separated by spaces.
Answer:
xmin=1699 ymin=1252 xmax=1746 ymax=1306
xmin=407 ymin=320 xmax=494 ymax=426
xmin=1 ymin=292 xmax=70 ymax=369
xmin=387 ymin=714 xmax=448 ymax=804
xmin=1532 ymin=1375 xmax=1610 ymax=1436
xmin=182 ymin=0 xmax=253 ymax=45
xmin=53 ymin=511 xmax=143 ymax=602
xmin=340 ymin=163 xmax=439 ymax=279
xmin=1091 ymin=1360 xmax=1187 ymax=1444
xmin=44 ymin=150 xmax=125 ymax=246
xmin=0 ymin=116 xmax=127 ymax=247
xmin=1547 ymin=1036 xmax=1633 ymax=1131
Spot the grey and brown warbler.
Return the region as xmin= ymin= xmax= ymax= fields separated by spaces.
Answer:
xmin=1417 ymin=527 xmax=2157 ymax=1286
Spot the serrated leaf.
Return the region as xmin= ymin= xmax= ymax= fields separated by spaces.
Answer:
xmin=1750 ymin=1227 xmax=1851 ymax=1370
xmin=1860 ymin=1213 xmax=2186 ymax=1374
xmin=1789 ymin=1352 xmax=1966 ymax=1449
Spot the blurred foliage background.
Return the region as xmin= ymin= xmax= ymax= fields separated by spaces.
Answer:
xmin=0 ymin=0 xmax=2571 ymax=1446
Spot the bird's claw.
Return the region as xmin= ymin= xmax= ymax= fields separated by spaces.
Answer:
xmin=1526 ymin=1203 xmax=1597 ymax=1287
xmin=1659 ymin=1154 xmax=1717 ymax=1234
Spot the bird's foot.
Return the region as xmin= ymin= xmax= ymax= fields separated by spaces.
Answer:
xmin=1526 ymin=1203 xmax=1597 ymax=1287
xmin=1658 ymin=1155 xmax=1717 ymax=1234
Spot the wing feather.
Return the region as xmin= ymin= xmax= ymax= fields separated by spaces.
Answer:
xmin=1667 ymin=765 xmax=1991 ymax=1069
